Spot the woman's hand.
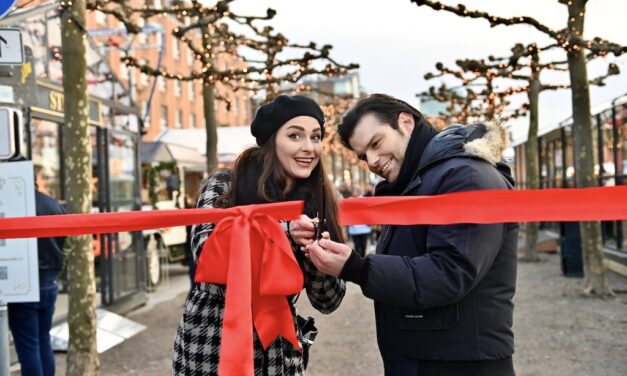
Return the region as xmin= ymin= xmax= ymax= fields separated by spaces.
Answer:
xmin=288 ymin=214 xmax=317 ymax=246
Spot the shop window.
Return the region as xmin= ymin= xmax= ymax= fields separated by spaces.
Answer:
xmin=30 ymin=119 xmax=62 ymax=200
xmin=599 ymin=109 xmax=616 ymax=186
xmin=620 ymin=104 xmax=627 ymax=175
xmin=108 ymin=133 xmax=136 ymax=202
xmin=189 ymin=113 xmax=196 ymax=129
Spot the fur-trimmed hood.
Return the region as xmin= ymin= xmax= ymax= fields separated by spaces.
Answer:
xmin=417 ymin=122 xmax=514 ymax=184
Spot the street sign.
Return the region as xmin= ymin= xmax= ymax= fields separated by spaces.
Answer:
xmin=0 ymin=28 xmax=23 ymax=65
xmin=0 ymin=0 xmax=17 ymax=20
xmin=0 ymin=160 xmax=39 ymax=303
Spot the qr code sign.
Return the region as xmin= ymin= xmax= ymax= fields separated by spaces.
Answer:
xmin=0 ymin=266 xmax=7 ymax=280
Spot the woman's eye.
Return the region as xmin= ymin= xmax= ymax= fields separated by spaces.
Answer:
xmin=311 ymin=135 xmax=321 ymax=141
xmin=372 ymin=140 xmax=380 ymax=149
xmin=289 ymin=133 xmax=301 ymax=140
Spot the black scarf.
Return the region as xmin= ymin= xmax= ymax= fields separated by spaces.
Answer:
xmin=374 ymin=117 xmax=439 ymax=196
xmin=234 ymin=157 xmax=316 ymax=217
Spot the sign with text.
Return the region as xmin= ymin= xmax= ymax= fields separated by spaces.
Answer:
xmin=0 ymin=28 xmax=23 ymax=65
xmin=0 ymin=160 xmax=38 ymax=303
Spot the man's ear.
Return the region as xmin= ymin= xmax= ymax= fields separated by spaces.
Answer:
xmin=398 ymin=112 xmax=415 ymax=134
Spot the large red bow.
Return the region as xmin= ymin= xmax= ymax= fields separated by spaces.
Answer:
xmin=194 ymin=202 xmax=304 ymax=376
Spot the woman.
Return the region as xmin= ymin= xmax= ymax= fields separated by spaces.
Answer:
xmin=172 ymin=95 xmax=346 ymax=376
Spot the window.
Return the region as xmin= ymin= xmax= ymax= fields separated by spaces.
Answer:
xmin=96 ymin=11 xmax=107 ymax=25
xmin=159 ymin=76 xmax=166 ymax=92
xmin=140 ymin=73 xmax=148 ymax=87
xmin=189 ymin=113 xmax=196 ymax=129
xmin=173 ymin=38 xmax=180 ymax=60
xmin=175 ymin=80 xmax=182 ymax=97
xmin=140 ymin=102 xmax=149 ymax=127
xmin=233 ymin=97 xmax=239 ymax=113
xmin=187 ymin=81 xmax=195 ymax=100
xmin=176 ymin=110 xmax=183 ymax=129
xmin=187 ymin=49 xmax=194 ymax=65
xmin=160 ymin=105 xmax=168 ymax=130
xmin=137 ymin=18 xmax=147 ymax=44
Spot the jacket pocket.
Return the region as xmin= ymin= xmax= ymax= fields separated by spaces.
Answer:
xmin=394 ymin=304 xmax=459 ymax=331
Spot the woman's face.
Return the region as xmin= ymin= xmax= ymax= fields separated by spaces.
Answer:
xmin=274 ymin=116 xmax=323 ymax=187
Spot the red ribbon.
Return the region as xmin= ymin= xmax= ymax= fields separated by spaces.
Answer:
xmin=339 ymin=185 xmax=627 ymax=225
xmin=2 ymin=186 xmax=627 ymax=376
xmin=194 ymin=203 xmax=304 ymax=376
xmin=0 ymin=203 xmax=301 ymax=239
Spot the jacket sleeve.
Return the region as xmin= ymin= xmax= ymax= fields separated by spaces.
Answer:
xmin=361 ymin=162 xmax=507 ymax=310
xmin=190 ymin=169 xmax=231 ymax=263
xmin=300 ymin=255 xmax=346 ymax=314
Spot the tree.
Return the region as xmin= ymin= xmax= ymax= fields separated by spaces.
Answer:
xmin=88 ymin=0 xmax=358 ymax=173
xmin=419 ymin=62 xmax=516 ymax=124
xmin=411 ymin=0 xmax=626 ymax=296
xmin=60 ymin=0 xmax=100 ymax=374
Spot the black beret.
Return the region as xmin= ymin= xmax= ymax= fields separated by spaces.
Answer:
xmin=251 ymin=95 xmax=325 ymax=145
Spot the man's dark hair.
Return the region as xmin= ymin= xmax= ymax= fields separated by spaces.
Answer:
xmin=337 ymin=93 xmax=426 ymax=150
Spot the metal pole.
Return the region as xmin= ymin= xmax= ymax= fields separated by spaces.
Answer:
xmin=0 ymin=301 xmax=10 ymax=376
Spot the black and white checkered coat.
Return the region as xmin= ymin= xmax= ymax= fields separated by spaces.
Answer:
xmin=172 ymin=168 xmax=346 ymax=376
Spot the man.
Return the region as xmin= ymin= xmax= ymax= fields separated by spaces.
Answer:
xmin=8 ymin=188 xmax=66 ymax=376
xmin=306 ymin=94 xmax=519 ymax=375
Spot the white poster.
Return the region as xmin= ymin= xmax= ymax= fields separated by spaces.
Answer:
xmin=0 ymin=160 xmax=38 ymax=303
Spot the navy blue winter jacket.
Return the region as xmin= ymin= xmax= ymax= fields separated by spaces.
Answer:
xmin=343 ymin=123 xmax=519 ymax=363
xmin=36 ymin=191 xmax=66 ymax=284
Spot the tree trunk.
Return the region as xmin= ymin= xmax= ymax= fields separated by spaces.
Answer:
xmin=522 ymin=47 xmax=541 ymax=261
xmin=565 ymin=1 xmax=612 ymax=296
xmin=61 ymin=1 xmax=100 ymax=374
xmin=523 ymin=74 xmax=541 ymax=262
xmin=201 ymin=26 xmax=218 ymax=174
xmin=203 ymin=83 xmax=218 ymax=173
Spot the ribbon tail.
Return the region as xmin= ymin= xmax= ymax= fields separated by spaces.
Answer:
xmin=252 ymin=218 xmax=302 ymax=352
xmin=254 ymin=297 xmax=301 ymax=352
xmin=218 ymin=217 xmax=254 ymax=376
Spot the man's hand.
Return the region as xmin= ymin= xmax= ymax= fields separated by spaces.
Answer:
xmin=288 ymin=214 xmax=317 ymax=245
xmin=305 ymin=234 xmax=353 ymax=277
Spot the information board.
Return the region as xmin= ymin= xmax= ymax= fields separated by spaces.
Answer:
xmin=0 ymin=160 xmax=38 ymax=303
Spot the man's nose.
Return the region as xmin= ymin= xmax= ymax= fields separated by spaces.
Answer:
xmin=367 ymin=152 xmax=379 ymax=171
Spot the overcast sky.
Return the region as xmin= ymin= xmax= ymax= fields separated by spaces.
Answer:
xmin=224 ymin=0 xmax=627 ymax=144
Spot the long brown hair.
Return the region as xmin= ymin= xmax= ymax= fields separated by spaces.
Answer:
xmin=218 ymin=131 xmax=344 ymax=243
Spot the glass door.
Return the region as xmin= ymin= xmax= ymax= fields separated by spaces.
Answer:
xmin=98 ymin=128 xmax=144 ymax=305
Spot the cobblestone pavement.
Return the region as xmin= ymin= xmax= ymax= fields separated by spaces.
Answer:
xmin=50 ymin=252 xmax=627 ymax=375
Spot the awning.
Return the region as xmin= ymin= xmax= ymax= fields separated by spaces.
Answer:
xmin=151 ymin=127 xmax=256 ymax=164
xmin=141 ymin=141 xmax=206 ymax=172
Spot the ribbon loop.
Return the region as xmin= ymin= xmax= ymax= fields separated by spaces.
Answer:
xmin=194 ymin=202 xmax=304 ymax=376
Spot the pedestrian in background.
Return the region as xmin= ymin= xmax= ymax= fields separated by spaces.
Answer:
xmin=307 ymin=94 xmax=519 ymax=376
xmin=172 ymin=95 xmax=346 ymax=375
xmin=347 ymin=223 xmax=371 ymax=257
xmin=8 ymin=189 xmax=66 ymax=376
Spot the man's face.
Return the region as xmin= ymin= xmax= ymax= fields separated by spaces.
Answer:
xmin=348 ymin=112 xmax=414 ymax=183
